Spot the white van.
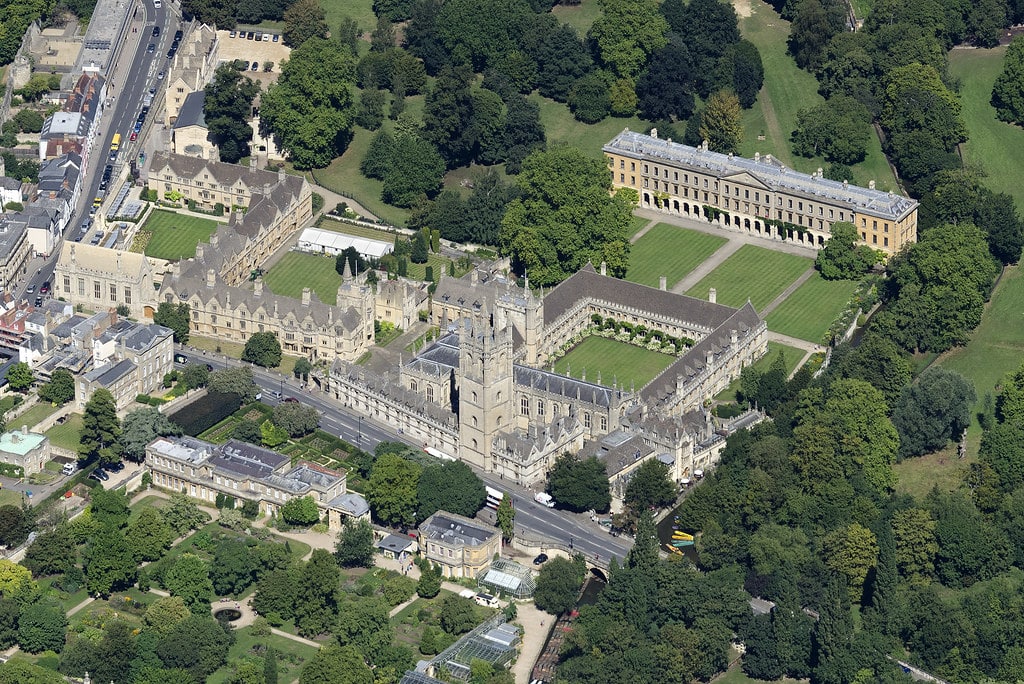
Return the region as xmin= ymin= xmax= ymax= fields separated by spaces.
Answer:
xmin=474 ymin=593 xmax=499 ymax=608
xmin=61 ymin=462 xmax=77 ymax=476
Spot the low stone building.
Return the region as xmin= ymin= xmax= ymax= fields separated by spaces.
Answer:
xmin=0 ymin=426 xmax=49 ymax=476
xmin=145 ymin=436 xmax=367 ymax=529
xmin=170 ymin=91 xmax=216 ymax=161
xmin=418 ymin=511 xmax=501 ymax=579
xmin=53 ymin=242 xmax=169 ymax=321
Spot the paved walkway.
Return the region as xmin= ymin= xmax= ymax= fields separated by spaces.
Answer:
xmin=629 ymin=218 xmax=659 ymax=243
xmin=767 ymin=330 xmax=822 ymax=354
xmin=759 ymin=266 xmax=816 ymax=317
xmin=671 ymin=239 xmax=744 ymax=294
xmin=635 ymin=207 xmax=819 ymax=258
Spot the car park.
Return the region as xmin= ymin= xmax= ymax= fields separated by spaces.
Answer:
xmin=533 ymin=553 xmax=549 ymax=565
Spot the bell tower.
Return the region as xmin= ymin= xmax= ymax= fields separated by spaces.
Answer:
xmin=458 ymin=308 xmax=513 ymax=472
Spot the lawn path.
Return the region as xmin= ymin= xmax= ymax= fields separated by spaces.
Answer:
xmin=756 ymin=86 xmax=790 ymax=166
xmin=758 ymin=266 xmax=816 ymax=317
xmin=671 ymin=241 xmax=744 ymax=293
xmin=629 ymin=218 xmax=659 ymax=244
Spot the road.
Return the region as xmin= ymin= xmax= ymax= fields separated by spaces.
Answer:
xmin=19 ymin=0 xmax=182 ymax=301
xmin=184 ymin=347 xmax=634 ymax=566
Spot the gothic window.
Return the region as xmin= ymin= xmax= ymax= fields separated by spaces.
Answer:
xmin=520 ymin=397 xmax=529 ymax=416
xmin=427 ymin=386 xmax=434 ymax=402
xmin=537 ymin=400 xmax=544 ymax=418
xmin=600 ymin=416 xmax=607 ymax=431
xmin=410 ymin=380 xmax=418 ymax=392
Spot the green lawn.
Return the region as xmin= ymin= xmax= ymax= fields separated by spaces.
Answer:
xmin=738 ymin=0 xmax=898 ymax=192
xmin=893 ymin=441 xmax=968 ymax=500
xmin=141 ymin=209 xmax=220 ymax=260
xmin=44 ymin=413 xmax=83 ymax=451
xmin=551 ymin=0 xmax=603 ymax=35
xmin=208 ymin=625 xmax=319 ymax=684
xmin=626 ymin=223 xmax=727 ymax=289
xmin=950 ymin=47 xmax=1024 ymax=209
xmin=554 ymin=336 xmax=677 ymax=389
xmin=10 ymin=402 xmax=59 ymax=431
xmin=715 ymin=341 xmax=807 ymax=403
xmin=765 ymin=272 xmax=858 ymax=343
xmin=320 ymin=0 xmax=376 ymax=38
xmin=265 ymin=252 xmax=342 ymax=305
xmin=310 ymin=94 xmax=427 ymax=228
xmin=628 ymin=215 xmax=652 ymax=239
xmin=530 ymin=93 xmax=650 ymax=160
xmin=940 ymin=264 xmax=1024 ymax=432
xmin=685 ymin=245 xmax=812 ymax=311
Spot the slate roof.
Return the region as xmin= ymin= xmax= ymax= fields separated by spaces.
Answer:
xmin=543 ymin=263 xmax=737 ymax=328
xmin=330 ymin=492 xmax=370 ymax=517
xmin=420 ymin=512 xmax=496 ymax=547
xmin=0 ymin=219 xmax=27 ymax=260
xmin=99 ymin=320 xmax=172 ymax=353
xmin=209 ymin=439 xmax=289 ymax=478
xmin=173 ymin=90 xmax=207 ymax=130
xmin=605 ymin=128 xmax=918 ymax=222
xmin=83 ymin=357 xmax=136 ymax=386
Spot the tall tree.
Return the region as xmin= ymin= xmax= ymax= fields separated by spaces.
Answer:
xmin=83 ymin=527 xmax=136 ymax=596
xmin=18 ymin=599 xmax=67 ymax=654
xmin=500 ymin=146 xmax=632 ymax=286
xmin=261 ymin=38 xmax=357 ymax=169
xmin=624 ymin=459 xmax=677 ymax=512
xmin=79 ymin=388 xmax=122 ymax=466
xmin=120 ymin=407 xmax=183 ymax=462
xmin=588 ymin=0 xmax=668 ymax=78
xmin=636 ymin=35 xmax=696 ymax=122
xmin=811 ymin=576 xmax=855 ymax=684
xmin=283 ymin=0 xmax=329 ymax=47
xmin=380 ymin=133 xmax=446 ymax=208
xmin=163 ymin=553 xmax=214 ymax=612
xmin=300 ymin=644 xmax=372 ymax=684
xmin=366 ymin=454 xmax=421 ymax=527
xmin=127 ymin=507 xmax=174 ymax=562
xmin=893 ymin=366 xmax=975 ymax=459
xmin=815 ymin=221 xmax=878 ymax=280
xmin=699 ymin=90 xmax=743 ymax=154
xmin=416 ymin=461 xmax=486 ymax=522
xmin=534 ymin=556 xmax=586 ymax=616
xmin=242 ymin=331 xmax=283 ymax=367
xmin=153 ymin=302 xmax=191 ymax=344
xmin=204 ymin=63 xmax=260 ymax=164
xmin=335 ymin=518 xmax=375 ymax=568
xmin=293 ymin=550 xmax=341 ymax=637
xmin=38 ymin=368 xmax=75 ymax=405
xmin=992 ymin=35 xmax=1024 ymax=125
xmin=864 ymin=523 xmax=900 ymax=638
xmin=422 ymin=64 xmax=475 ymax=167
xmin=6 ymin=362 xmax=32 ymax=392
xmin=724 ymin=39 xmax=764 ymax=108
xmin=496 ymin=496 xmax=514 ymax=542
xmin=547 ymin=453 xmax=611 ymax=513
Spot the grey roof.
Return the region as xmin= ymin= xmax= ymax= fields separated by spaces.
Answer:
xmin=0 ymin=218 xmax=26 ymax=260
xmin=208 ymin=439 xmax=288 ymax=478
xmin=377 ymin=533 xmax=415 ymax=553
xmin=641 ymin=301 xmax=762 ymax=403
xmin=543 ymin=263 xmax=737 ymax=329
xmin=263 ymin=462 xmax=345 ymax=494
xmin=420 ymin=513 xmax=496 ymax=547
xmin=579 ymin=431 xmax=655 ymax=477
xmin=51 ymin=314 xmax=89 ymax=340
xmin=605 ymin=128 xmax=918 ymax=222
xmin=329 ymin=492 xmax=369 ymax=517
xmin=173 ymin=90 xmax=207 ymax=130
xmin=83 ymin=357 xmax=136 ymax=385
xmin=99 ymin=320 xmax=172 ymax=352
xmin=0 ymin=177 xmax=21 ymax=191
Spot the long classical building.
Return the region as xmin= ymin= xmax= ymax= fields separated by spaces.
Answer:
xmin=326 ymin=262 xmax=767 ymax=487
xmin=604 ymin=129 xmax=918 ymax=256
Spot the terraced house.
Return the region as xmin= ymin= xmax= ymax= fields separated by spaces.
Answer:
xmin=604 ymin=129 xmax=918 ymax=255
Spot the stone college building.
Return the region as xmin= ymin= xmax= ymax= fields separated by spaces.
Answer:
xmin=604 ymin=129 xmax=918 ymax=255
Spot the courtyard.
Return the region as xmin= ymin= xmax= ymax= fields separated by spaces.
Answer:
xmin=132 ymin=209 xmax=220 ymax=260
xmin=553 ymin=336 xmax=677 ymax=390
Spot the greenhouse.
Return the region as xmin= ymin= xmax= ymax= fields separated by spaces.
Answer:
xmin=476 ymin=557 xmax=536 ymax=599
xmin=430 ymin=614 xmax=520 ymax=681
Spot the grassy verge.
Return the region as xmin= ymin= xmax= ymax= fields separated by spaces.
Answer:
xmin=626 ymin=223 xmax=727 ymax=289
xmin=685 ymin=245 xmax=812 ymax=311
xmin=551 ymin=0 xmax=603 ymax=35
xmin=320 ymin=0 xmax=375 ymax=36
xmin=949 ymin=47 xmax=1024 ymax=209
xmin=765 ymin=273 xmax=859 ymax=343
xmin=530 ymin=94 xmax=650 ymax=160
xmin=715 ymin=341 xmax=807 ymax=403
xmin=141 ymin=209 xmax=220 ymax=261
xmin=553 ymin=336 xmax=677 ymax=389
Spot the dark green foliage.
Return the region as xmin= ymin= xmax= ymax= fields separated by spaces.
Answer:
xmin=293 ymin=550 xmax=341 ymax=637
xmin=375 ymin=133 xmax=446 ymax=207
xmin=299 ymin=644 xmax=372 ymax=684
xmin=993 ymin=36 xmax=1024 ymax=125
xmin=524 ymin=17 xmax=593 ymax=102
xmin=280 ymin=495 xmax=320 ymax=526
xmin=931 ymin=491 xmax=1011 ymax=587
xmin=182 ymin=362 xmax=210 ymax=390
xmin=546 ymin=453 xmax=611 ymax=513
xmin=208 ymin=366 xmax=259 ymax=402
xmin=416 ymin=460 xmax=486 ymax=522
xmin=242 ymin=331 xmax=282 ymax=367
xmin=416 ymin=560 xmax=442 ymax=598
xmin=120 ymin=407 xmax=183 ymax=462
xmin=261 ymin=38 xmax=357 ymax=169
xmin=271 ymin=402 xmax=320 ymax=437
xmin=0 ymin=505 xmax=27 ymax=548
xmin=355 ymin=89 xmax=385 ymax=130
xmin=566 ymin=70 xmax=611 ymax=125
xmin=812 ymin=576 xmax=856 ymax=684
xmin=873 ymin=223 xmax=998 ymax=353
xmin=335 ymin=517 xmax=375 ymax=568
xmin=79 ymin=389 xmax=122 ymax=466
xmin=893 ymin=367 xmax=975 ymax=459
xmin=154 ymin=301 xmax=191 ymax=344
xmin=724 ymin=39 xmax=764 ymax=108
xmin=422 ymin=64 xmax=475 ymax=167
xmin=815 ymin=221 xmax=878 ymax=279
xmin=155 ymin=614 xmax=234 ymax=680
xmin=38 ymin=367 xmax=74 ymax=405
xmin=637 ymin=35 xmax=695 ymax=122
xmin=335 ymin=597 xmax=393 ymax=665
xmin=204 ymin=63 xmax=259 ymax=163
xmin=788 ymin=0 xmax=845 ymax=71
xmin=792 ymin=96 xmax=871 ymax=165
xmin=624 ymin=458 xmax=677 ymax=512
xmin=23 ymin=526 xmax=76 ymax=577
xmin=831 ymin=332 xmax=912 ymax=408
xmin=534 ymin=556 xmax=586 ymax=616
xmin=18 ymin=599 xmax=67 ymax=654
xmin=282 ymin=0 xmax=329 ymax=48
xmin=439 ymin=594 xmax=477 ymax=634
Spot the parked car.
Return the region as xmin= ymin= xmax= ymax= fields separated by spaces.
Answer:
xmin=532 ymin=553 xmax=548 ymax=565
xmin=89 ymin=469 xmax=109 ymax=482
xmin=174 ymin=353 xmax=188 ymax=364
xmin=262 ymin=33 xmax=271 ymax=41
xmin=129 ymin=131 xmax=138 ymax=141
xmin=157 ymin=70 xmax=165 ymax=80
xmin=272 ymin=33 xmax=279 ymax=42
xmin=251 ymin=61 xmax=259 ymax=71
xmin=107 ymin=461 xmax=125 ymax=473
xmin=34 ymin=296 xmax=42 ymax=307
xmin=61 ymin=462 xmax=76 ymax=476
xmin=147 ymin=43 xmax=155 ymax=53
xmin=40 ymin=282 xmax=50 ymax=294
xmin=229 ymin=30 xmax=236 ymax=38
xmin=174 ymin=29 xmax=183 ymax=40
xmin=283 ymin=397 xmax=299 ymax=403
xmin=247 ymin=31 xmax=254 ymax=39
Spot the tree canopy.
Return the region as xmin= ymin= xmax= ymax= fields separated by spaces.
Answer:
xmin=547 ymin=453 xmax=611 ymax=513
xmin=204 ymin=63 xmax=260 ymax=163
xmin=416 ymin=460 xmax=486 ymax=522
xmin=500 ymin=146 xmax=633 ymax=286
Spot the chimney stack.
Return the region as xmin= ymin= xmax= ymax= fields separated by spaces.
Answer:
xmin=659 ymin=276 xmax=667 ymax=291
xmin=254 ymin=279 xmax=263 ymax=296
xmin=600 ymin=261 xmax=607 ymax=276
xmin=301 ymin=287 xmax=311 ymax=306
xmin=708 ymin=287 xmax=717 ymax=304
xmin=206 ymin=269 xmax=216 ymax=288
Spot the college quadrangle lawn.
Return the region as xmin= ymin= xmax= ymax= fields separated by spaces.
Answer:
xmin=139 ymin=209 xmax=220 ymax=260
xmin=685 ymin=244 xmax=812 ymax=312
xmin=554 ymin=336 xmax=677 ymax=390
xmin=627 ymin=224 xmax=727 ymax=289
xmin=766 ymin=273 xmax=858 ymax=344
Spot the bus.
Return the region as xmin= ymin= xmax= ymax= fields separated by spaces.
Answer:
xmin=485 ymin=486 xmax=505 ymax=510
